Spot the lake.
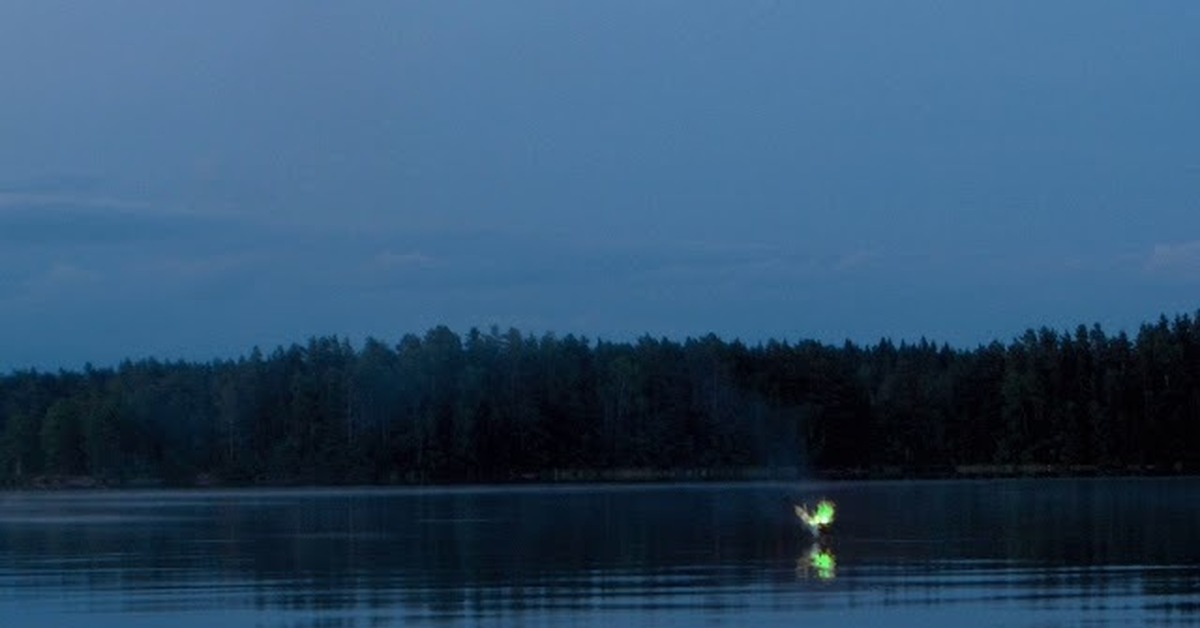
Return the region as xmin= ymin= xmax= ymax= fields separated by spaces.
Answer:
xmin=1 ymin=478 xmax=1198 ymax=627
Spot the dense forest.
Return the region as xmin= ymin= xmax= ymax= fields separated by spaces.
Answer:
xmin=2 ymin=313 xmax=1199 ymax=487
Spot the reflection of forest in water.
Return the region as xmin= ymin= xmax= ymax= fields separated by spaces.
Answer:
xmin=0 ymin=480 xmax=1197 ymax=622
xmin=833 ymin=478 xmax=1200 ymax=565
xmin=0 ymin=486 xmax=805 ymax=616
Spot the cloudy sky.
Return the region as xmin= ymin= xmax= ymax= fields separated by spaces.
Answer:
xmin=2 ymin=1 xmax=1198 ymax=370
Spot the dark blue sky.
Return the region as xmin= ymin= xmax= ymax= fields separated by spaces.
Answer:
xmin=2 ymin=1 xmax=1198 ymax=370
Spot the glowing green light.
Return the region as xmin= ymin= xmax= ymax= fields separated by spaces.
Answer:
xmin=805 ymin=546 xmax=836 ymax=580
xmin=796 ymin=544 xmax=838 ymax=581
xmin=794 ymin=499 xmax=837 ymax=533
xmin=812 ymin=500 xmax=835 ymax=526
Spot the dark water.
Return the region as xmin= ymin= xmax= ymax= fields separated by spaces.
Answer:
xmin=1 ymin=479 xmax=1198 ymax=627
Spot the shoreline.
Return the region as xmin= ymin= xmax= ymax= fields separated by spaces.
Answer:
xmin=4 ymin=463 xmax=1195 ymax=491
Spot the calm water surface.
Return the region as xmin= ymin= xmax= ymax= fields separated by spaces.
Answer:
xmin=1 ymin=479 xmax=1198 ymax=627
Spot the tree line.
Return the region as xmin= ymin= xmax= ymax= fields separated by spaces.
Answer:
xmin=2 ymin=313 xmax=1198 ymax=486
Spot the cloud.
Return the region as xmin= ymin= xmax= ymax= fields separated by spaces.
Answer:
xmin=9 ymin=261 xmax=103 ymax=305
xmin=832 ymin=249 xmax=878 ymax=272
xmin=642 ymin=242 xmax=884 ymax=279
xmin=144 ymin=252 xmax=262 ymax=281
xmin=40 ymin=262 xmax=100 ymax=285
xmin=1146 ymin=241 xmax=1200 ymax=274
xmin=0 ymin=191 xmax=153 ymax=213
xmin=0 ymin=194 xmax=280 ymax=249
xmin=374 ymin=250 xmax=434 ymax=269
